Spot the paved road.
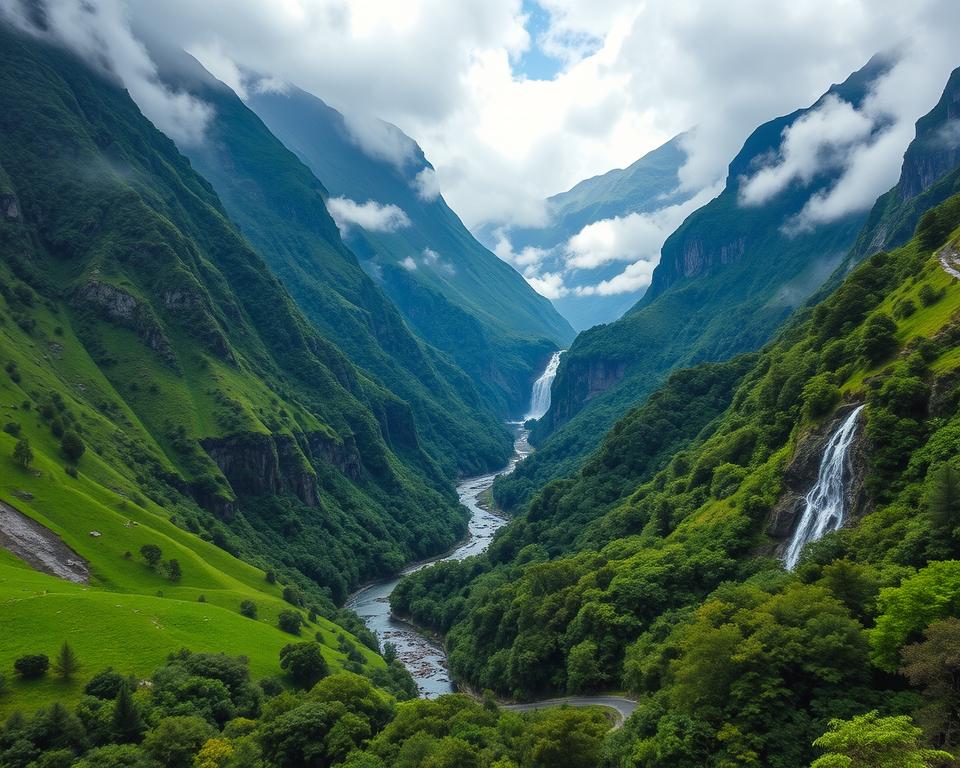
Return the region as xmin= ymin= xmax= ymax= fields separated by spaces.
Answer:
xmin=502 ymin=696 xmax=638 ymax=729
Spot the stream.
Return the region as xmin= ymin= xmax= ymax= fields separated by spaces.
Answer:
xmin=346 ymin=423 xmax=531 ymax=697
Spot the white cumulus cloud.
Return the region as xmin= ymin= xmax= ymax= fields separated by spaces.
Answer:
xmin=326 ymin=197 xmax=412 ymax=233
xmin=413 ymin=167 xmax=442 ymax=200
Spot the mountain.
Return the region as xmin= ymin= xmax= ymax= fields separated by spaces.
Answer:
xmin=396 ymin=181 xmax=960 ymax=764
xmin=846 ymin=66 xmax=960 ymax=263
xmin=0 ymin=18 xmax=470 ymax=650
xmin=484 ymin=134 xmax=695 ymax=330
xmin=147 ymin=46 xmax=512 ymax=477
xmin=493 ymin=57 xmax=890 ymax=511
xmin=245 ymin=85 xmax=575 ymax=416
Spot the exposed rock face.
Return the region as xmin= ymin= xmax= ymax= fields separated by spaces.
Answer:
xmin=765 ymin=403 xmax=870 ymax=553
xmin=75 ymin=280 xmax=176 ymax=364
xmin=899 ymin=70 xmax=960 ymax=201
xmin=542 ymin=357 xmax=627 ymax=430
xmin=199 ymin=430 xmax=364 ymax=513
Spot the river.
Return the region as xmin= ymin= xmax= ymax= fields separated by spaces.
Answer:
xmin=346 ymin=423 xmax=531 ymax=697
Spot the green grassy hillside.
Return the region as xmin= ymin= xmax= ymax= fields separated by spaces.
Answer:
xmin=396 ymin=188 xmax=960 ymax=765
xmin=150 ymin=48 xmax=512 ymax=477
xmin=0 ymin=20 xmax=474 ymax=701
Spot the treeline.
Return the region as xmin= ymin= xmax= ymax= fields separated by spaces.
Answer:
xmin=0 ymin=648 xmax=609 ymax=768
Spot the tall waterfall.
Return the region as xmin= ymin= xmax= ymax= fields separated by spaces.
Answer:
xmin=783 ymin=404 xmax=865 ymax=570
xmin=525 ymin=351 xmax=563 ymax=420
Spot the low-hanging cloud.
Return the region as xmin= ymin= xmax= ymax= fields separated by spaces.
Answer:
xmin=574 ymin=260 xmax=655 ymax=296
xmin=327 ymin=196 xmax=412 ymax=233
xmin=413 ymin=167 xmax=442 ymax=201
xmin=0 ymin=0 xmax=212 ymax=146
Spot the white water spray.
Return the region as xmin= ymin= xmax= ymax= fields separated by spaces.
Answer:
xmin=525 ymin=351 xmax=563 ymax=420
xmin=783 ymin=405 xmax=865 ymax=570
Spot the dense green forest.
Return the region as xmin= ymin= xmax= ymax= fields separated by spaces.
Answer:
xmin=395 ymin=191 xmax=960 ymax=766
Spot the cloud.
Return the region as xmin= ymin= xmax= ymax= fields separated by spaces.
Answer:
xmin=574 ymin=260 xmax=655 ymax=295
xmin=559 ymin=181 xmax=722 ymax=294
xmin=400 ymin=256 xmax=418 ymax=270
xmin=0 ymin=0 xmax=212 ymax=146
xmin=420 ymin=247 xmax=455 ymax=274
xmin=524 ymin=270 xmax=569 ymax=299
xmin=738 ymin=95 xmax=876 ymax=207
xmin=326 ymin=196 xmax=412 ymax=233
xmin=412 ymin=166 xmax=441 ymax=200
xmin=492 ymin=230 xmax=550 ymax=269
xmin=341 ymin=111 xmax=419 ymax=168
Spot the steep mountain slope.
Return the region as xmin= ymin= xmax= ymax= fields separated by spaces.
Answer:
xmin=148 ymin=47 xmax=512 ymax=477
xmin=0 ymin=21 xmax=466 ymax=631
xmin=495 ymin=57 xmax=890 ymax=510
xmin=487 ymin=134 xmax=692 ymax=330
xmin=846 ymin=66 xmax=960 ymax=263
xmin=396 ymin=187 xmax=960 ymax=766
xmin=246 ymin=85 xmax=575 ymax=415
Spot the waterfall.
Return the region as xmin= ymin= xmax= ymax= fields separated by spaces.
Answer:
xmin=783 ymin=404 xmax=865 ymax=570
xmin=525 ymin=351 xmax=563 ymax=420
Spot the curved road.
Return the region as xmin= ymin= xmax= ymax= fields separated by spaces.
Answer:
xmin=503 ymin=696 xmax=638 ymax=729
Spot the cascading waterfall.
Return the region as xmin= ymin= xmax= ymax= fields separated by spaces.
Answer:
xmin=783 ymin=404 xmax=865 ymax=570
xmin=525 ymin=351 xmax=563 ymax=420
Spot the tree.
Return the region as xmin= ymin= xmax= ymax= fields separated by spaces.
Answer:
xmin=239 ymin=600 xmax=257 ymax=619
xmin=139 ymin=544 xmax=163 ymax=569
xmin=142 ymin=716 xmax=214 ymax=768
xmin=858 ymin=312 xmax=898 ymax=364
xmin=278 ymin=610 xmax=302 ymax=635
xmin=13 ymin=437 xmax=33 ymax=469
xmin=14 ymin=653 xmax=49 ymax=678
xmin=901 ymin=618 xmax=960 ymax=749
xmin=112 ymin=682 xmax=144 ymax=743
xmin=54 ymin=641 xmax=79 ymax=680
xmin=166 ymin=559 xmax=181 ymax=582
xmin=60 ymin=430 xmax=85 ymax=462
xmin=309 ymin=672 xmax=395 ymax=731
xmin=810 ymin=711 xmax=952 ymax=768
xmin=279 ymin=642 xmax=329 ymax=690
xmin=258 ymin=701 xmax=367 ymax=768
xmin=926 ymin=462 xmax=960 ymax=559
xmin=85 ymin=667 xmax=126 ymax=699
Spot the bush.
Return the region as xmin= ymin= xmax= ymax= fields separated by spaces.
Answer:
xmin=265 ymin=569 xmax=276 ymax=584
xmin=279 ymin=642 xmax=329 ymax=689
xmin=139 ymin=544 xmax=162 ymax=569
xmin=278 ymin=610 xmax=302 ymax=635
xmin=14 ymin=653 xmax=49 ymax=678
xmin=802 ymin=374 xmax=840 ymax=418
xmin=84 ymin=667 xmax=126 ymax=699
xmin=166 ymin=559 xmax=181 ymax=581
xmin=2 ymin=421 xmax=20 ymax=436
xmin=282 ymin=585 xmax=303 ymax=607
xmin=239 ymin=600 xmax=257 ymax=619
xmin=12 ymin=437 xmax=33 ymax=469
xmin=60 ymin=430 xmax=85 ymax=462
xmin=919 ymin=283 xmax=945 ymax=306
xmin=858 ymin=312 xmax=898 ymax=364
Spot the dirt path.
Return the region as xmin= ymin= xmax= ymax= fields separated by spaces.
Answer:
xmin=0 ymin=499 xmax=89 ymax=583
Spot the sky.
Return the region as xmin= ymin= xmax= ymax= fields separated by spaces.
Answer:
xmin=2 ymin=0 xmax=959 ymax=305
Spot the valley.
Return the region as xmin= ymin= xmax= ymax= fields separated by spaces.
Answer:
xmin=1 ymin=6 xmax=960 ymax=768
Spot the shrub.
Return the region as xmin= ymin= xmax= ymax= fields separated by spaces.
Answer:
xmin=60 ymin=430 xmax=85 ymax=462
xmin=239 ymin=600 xmax=257 ymax=619
xmin=84 ymin=667 xmax=126 ymax=699
xmin=166 ymin=559 xmax=181 ymax=581
xmin=14 ymin=653 xmax=49 ymax=678
xmin=858 ymin=313 xmax=898 ymax=364
xmin=279 ymin=642 xmax=329 ymax=689
xmin=282 ymin=586 xmax=303 ymax=607
xmin=265 ymin=569 xmax=276 ymax=584
xmin=139 ymin=544 xmax=162 ymax=569
xmin=12 ymin=437 xmax=33 ymax=469
xmin=277 ymin=610 xmax=302 ymax=635
xmin=919 ymin=283 xmax=945 ymax=306
xmin=2 ymin=421 xmax=20 ymax=436
xmin=802 ymin=374 xmax=840 ymax=418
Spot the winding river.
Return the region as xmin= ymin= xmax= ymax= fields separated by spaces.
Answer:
xmin=346 ymin=423 xmax=531 ymax=697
